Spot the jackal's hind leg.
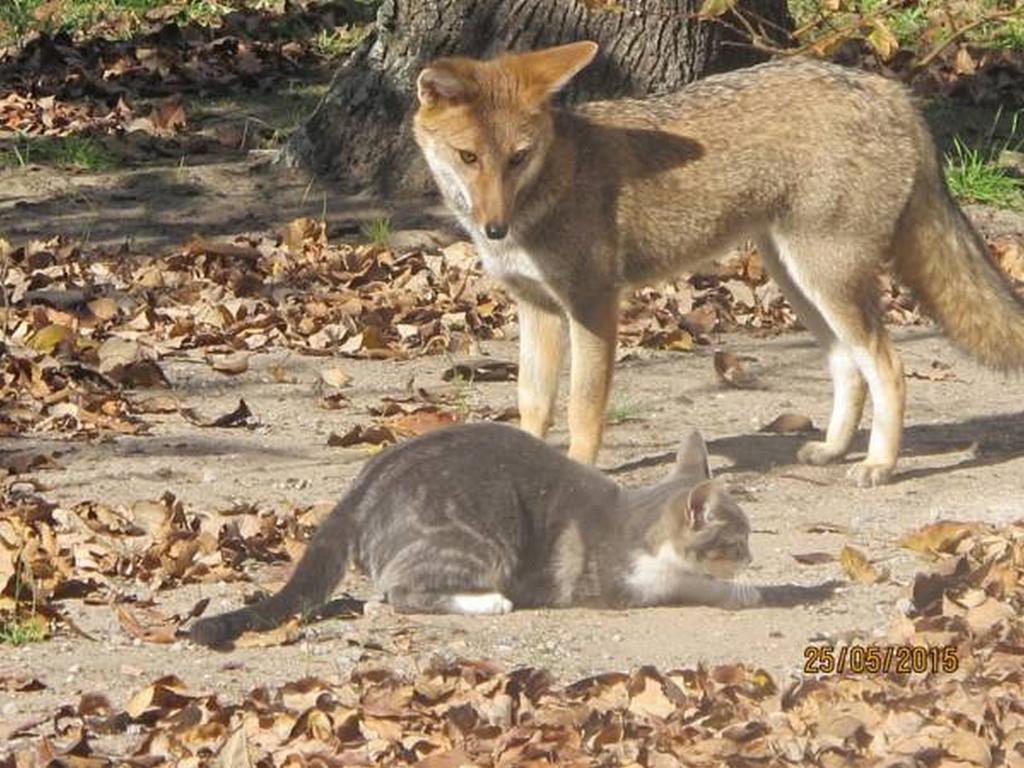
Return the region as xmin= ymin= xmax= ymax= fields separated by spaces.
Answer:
xmin=798 ymin=345 xmax=868 ymax=466
xmin=760 ymin=236 xmax=904 ymax=486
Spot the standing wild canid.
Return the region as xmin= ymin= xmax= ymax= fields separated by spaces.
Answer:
xmin=413 ymin=42 xmax=1024 ymax=487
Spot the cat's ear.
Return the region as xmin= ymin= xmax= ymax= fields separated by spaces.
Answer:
xmin=674 ymin=430 xmax=711 ymax=481
xmin=685 ymin=480 xmax=722 ymax=531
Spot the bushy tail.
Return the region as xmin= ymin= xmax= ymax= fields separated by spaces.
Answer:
xmin=190 ymin=502 xmax=353 ymax=649
xmin=893 ymin=166 xmax=1024 ymax=370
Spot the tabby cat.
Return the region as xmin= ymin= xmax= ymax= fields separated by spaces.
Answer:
xmin=191 ymin=423 xmax=837 ymax=648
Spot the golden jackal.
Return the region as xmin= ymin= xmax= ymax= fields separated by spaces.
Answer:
xmin=413 ymin=42 xmax=1024 ymax=486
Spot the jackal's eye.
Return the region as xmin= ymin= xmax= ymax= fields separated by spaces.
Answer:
xmin=509 ymin=148 xmax=529 ymax=167
xmin=458 ymin=149 xmax=478 ymax=165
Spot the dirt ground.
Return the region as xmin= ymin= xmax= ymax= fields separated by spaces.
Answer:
xmin=2 ymin=157 xmax=1024 ymax=754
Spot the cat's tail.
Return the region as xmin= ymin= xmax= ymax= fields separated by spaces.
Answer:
xmin=190 ymin=501 xmax=354 ymax=649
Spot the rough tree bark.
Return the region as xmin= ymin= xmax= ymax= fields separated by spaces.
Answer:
xmin=285 ymin=0 xmax=792 ymax=195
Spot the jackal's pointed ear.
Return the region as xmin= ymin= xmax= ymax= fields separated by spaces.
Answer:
xmin=673 ymin=430 xmax=711 ymax=482
xmin=520 ymin=41 xmax=599 ymax=100
xmin=417 ymin=63 xmax=473 ymax=106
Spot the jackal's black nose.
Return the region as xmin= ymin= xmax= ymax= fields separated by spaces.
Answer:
xmin=485 ymin=222 xmax=508 ymax=240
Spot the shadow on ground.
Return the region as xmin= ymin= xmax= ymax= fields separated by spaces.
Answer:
xmin=606 ymin=410 xmax=1024 ymax=484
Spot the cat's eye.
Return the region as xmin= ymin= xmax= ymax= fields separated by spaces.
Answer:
xmin=509 ymin=148 xmax=529 ymax=167
xmin=458 ymin=149 xmax=478 ymax=165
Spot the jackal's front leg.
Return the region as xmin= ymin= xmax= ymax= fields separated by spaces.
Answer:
xmin=517 ymin=301 xmax=566 ymax=438
xmin=567 ymin=295 xmax=619 ymax=464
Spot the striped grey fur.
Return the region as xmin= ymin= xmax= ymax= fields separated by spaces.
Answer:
xmin=190 ymin=423 xmax=837 ymax=648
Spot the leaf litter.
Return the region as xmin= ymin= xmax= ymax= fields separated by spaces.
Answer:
xmin=3 ymin=479 xmax=1024 ymax=766
xmin=0 ymin=487 xmax=325 ymax=641
xmin=6 ymin=228 xmax=1016 ymax=443
xmin=2 ymin=11 xmax=1024 ymax=765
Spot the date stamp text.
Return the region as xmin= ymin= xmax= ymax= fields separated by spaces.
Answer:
xmin=803 ymin=644 xmax=959 ymax=675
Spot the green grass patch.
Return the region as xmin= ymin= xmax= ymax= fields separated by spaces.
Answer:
xmin=1 ymin=0 xmax=383 ymax=45
xmin=0 ymin=0 xmax=41 ymax=42
xmin=1 ymin=135 xmax=115 ymax=171
xmin=1 ymin=0 xmax=246 ymax=45
xmin=0 ymin=615 xmax=48 ymax=646
xmin=945 ymin=138 xmax=1024 ymax=209
xmin=987 ymin=17 xmax=1024 ymax=50
xmin=360 ymin=216 xmax=392 ymax=248
xmin=606 ymin=401 xmax=648 ymax=425
xmin=944 ymin=109 xmax=1024 ymax=210
xmin=313 ymin=24 xmax=371 ymax=59
xmin=786 ymin=0 xmax=1024 ymax=59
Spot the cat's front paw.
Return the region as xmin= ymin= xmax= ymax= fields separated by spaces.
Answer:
xmin=758 ymin=580 xmax=843 ymax=608
xmin=450 ymin=592 xmax=514 ymax=615
xmin=846 ymin=462 xmax=894 ymax=487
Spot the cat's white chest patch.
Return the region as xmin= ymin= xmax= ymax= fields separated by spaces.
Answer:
xmin=627 ymin=543 xmax=690 ymax=602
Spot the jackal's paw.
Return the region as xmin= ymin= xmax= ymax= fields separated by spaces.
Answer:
xmin=796 ymin=441 xmax=844 ymax=466
xmin=846 ymin=462 xmax=894 ymax=488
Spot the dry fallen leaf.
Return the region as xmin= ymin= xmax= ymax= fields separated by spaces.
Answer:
xmin=389 ymin=408 xmax=462 ymax=438
xmin=29 ymin=323 xmax=72 ymax=353
xmin=124 ymin=675 xmax=203 ymax=719
xmin=87 ymin=297 xmax=120 ymax=322
xmin=234 ymin=617 xmax=302 ymax=648
xmin=327 ymin=424 xmax=396 ymax=448
xmin=792 ymin=552 xmax=835 ymax=565
xmin=281 ymin=217 xmax=326 ymax=256
xmin=442 ymin=358 xmax=518 ymax=382
xmin=900 ymin=521 xmax=978 ymax=558
xmin=215 ymin=726 xmax=255 ymax=768
xmin=760 ymin=413 xmax=816 ymax=434
xmin=131 ymin=394 xmax=181 ymax=414
xmin=839 ymin=545 xmax=887 ymax=584
xmin=192 ymin=399 xmax=255 ymax=428
xmin=0 ymin=451 xmax=60 ymax=475
xmin=800 ymin=521 xmax=849 ymax=535
xmin=319 ymin=392 xmax=351 ymax=410
xmin=321 ymin=366 xmax=352 ymax=388
xmin=0 ymin=676 xmax=47 ymax=692
xmin=207 ymin=352 xmax=250 ymax=375
xmin=115 ymin=604 xmax=179 ymax=645
xmin=713 ymin=350 xmax=756 ymax=388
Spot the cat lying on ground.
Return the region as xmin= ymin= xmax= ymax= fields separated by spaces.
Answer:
xmin=190 ymin=423 xmax=838 ymax=648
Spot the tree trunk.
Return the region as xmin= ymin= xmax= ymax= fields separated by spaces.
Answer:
xmin=284 ymin=0 xmax=792 ymax=195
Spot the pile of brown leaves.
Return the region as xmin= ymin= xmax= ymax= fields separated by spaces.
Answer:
xmin=2 ymin=518 xmax=1022 ymax=766
xmin=0 ymin=228 xmax=515 ymax=436
xmin=0 ymin=2 xmax=370 ymax=140
xmin=0 ymin=488 xmax=324 ymax=641
xmin=4 ymin=229 xmax=1024 ymax=440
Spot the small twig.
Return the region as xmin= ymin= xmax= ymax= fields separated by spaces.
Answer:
xmin=778 ymin=472 xmax=831 ymax=487
xmin=605 ymin=450 xmax=675 ymax=475
xmin=0 ymin=236 xmax=11 ymax=343
xmin=728 ymin=6 xmax=769 ymax=51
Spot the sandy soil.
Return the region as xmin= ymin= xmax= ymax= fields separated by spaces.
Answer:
xmin=1 ymin=157 xmax=1023 ymax=754
xmin=3 ymin=322 xmax=1024 ymax=745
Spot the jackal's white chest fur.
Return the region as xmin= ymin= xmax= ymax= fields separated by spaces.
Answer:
xmin=473 ymin=237 xmax=545 ymax=283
